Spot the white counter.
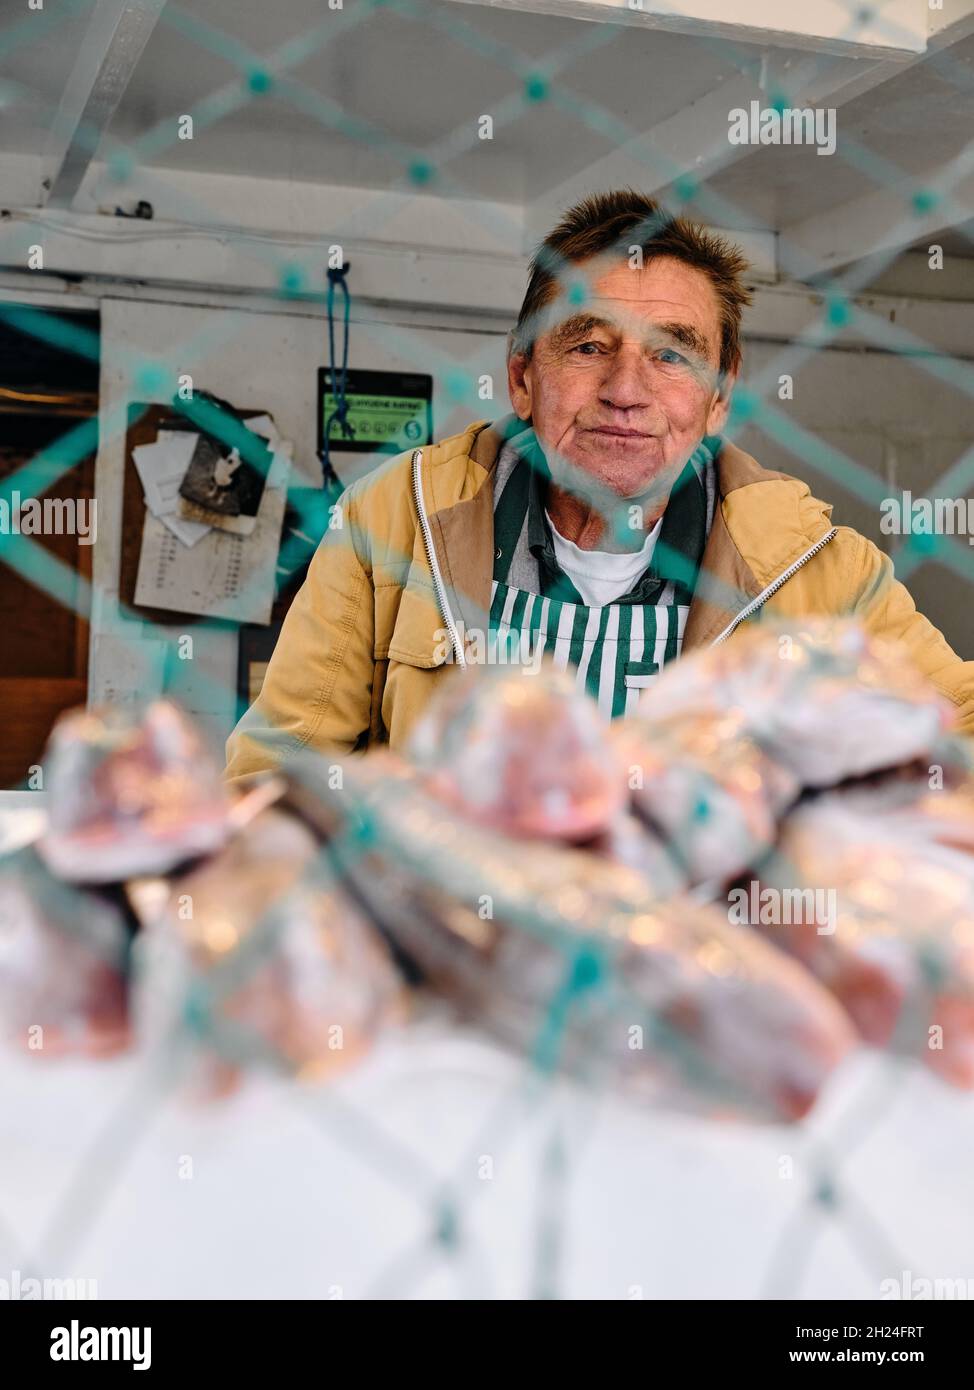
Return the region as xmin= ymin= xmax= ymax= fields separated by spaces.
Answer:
xmin=1 ymin=1018 xmax=971 ymax=1300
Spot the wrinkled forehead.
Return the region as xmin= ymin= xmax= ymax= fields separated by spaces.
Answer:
xmin=542 ymin=254 xmax=723 ymax=361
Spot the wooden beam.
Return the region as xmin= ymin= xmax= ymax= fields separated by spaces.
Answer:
xmin=524 ymin=45 xmax=918 ymax=249
xmin=445 ymin=0 xmax=928 ymax=56
xmin=928 ymin=0 xmax=974 ymax=48
xmin=781 ymin=159 xmax=974 ymax=277
xmin=43 ymin=0 xmax=168 ymax=210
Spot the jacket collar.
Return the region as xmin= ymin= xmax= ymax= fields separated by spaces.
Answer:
xmin=424 ymin=415 xmax=835 ymax=651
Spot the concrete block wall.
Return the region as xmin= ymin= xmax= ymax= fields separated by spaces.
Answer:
xmin=736 ymin=339 xmax=974 ymax=658
xmin=90 ymin=293 xmax=510 ymax=750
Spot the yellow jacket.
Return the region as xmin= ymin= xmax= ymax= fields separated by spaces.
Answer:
xmin=226 ymin=417 xmax=974 ymax=778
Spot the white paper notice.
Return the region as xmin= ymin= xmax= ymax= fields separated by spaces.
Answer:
xmin=160 ymin=514 xmax=212 ymax=547
xmin=132 ymin=434 xmax=210 ymax=547
xmin=242 ymin=414 xmax=279 ymax=444
xmin=134 ymin=454 xmax=291 ymax=624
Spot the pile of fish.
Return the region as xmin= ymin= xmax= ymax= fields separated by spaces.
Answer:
xmin=1 ymin=617 xmax=972 ymax=1123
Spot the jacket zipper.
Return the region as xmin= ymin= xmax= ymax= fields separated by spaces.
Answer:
xmin=709 ymin=527 xmax=839 ymax=646
xmin=414 ymin=442 xmax=836 ymax=663
xmin=411 ymin=448 xmax=467 ymax=669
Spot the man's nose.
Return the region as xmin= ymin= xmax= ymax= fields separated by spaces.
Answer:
xmin=598 ymin=346 xmax=655 ymax=411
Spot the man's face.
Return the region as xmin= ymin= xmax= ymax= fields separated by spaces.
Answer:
xmin=507 ymin=255 xmax=735 ymax=503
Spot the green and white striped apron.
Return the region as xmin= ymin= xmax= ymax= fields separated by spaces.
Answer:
xmin=488 ymin=579 xmax=687 ymax=719
xmin=487 ymin=426 xmax=717 ymax=718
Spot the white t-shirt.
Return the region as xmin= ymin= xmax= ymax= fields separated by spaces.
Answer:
xmin=545 ymin=510 xmax=663 ymax=608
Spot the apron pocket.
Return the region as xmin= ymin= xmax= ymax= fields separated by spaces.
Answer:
xmin=624 ymin=658 xmax=661 ymax=689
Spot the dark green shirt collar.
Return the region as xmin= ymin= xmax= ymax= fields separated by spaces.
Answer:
xmin=516 ymin=432 xmax=721 ymax=606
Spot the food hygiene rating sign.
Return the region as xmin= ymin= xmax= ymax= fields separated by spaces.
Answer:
xmin=317 ymin=369 xmax=433 ymax=455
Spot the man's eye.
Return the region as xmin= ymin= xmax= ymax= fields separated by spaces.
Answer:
xmin=657 ymin=348 xmax=689 ymax=366
xmin=570 ymin=341 xmax=603 ymax=355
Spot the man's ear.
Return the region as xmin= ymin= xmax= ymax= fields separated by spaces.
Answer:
xmin=706 ymin=367 xmax=737 ymax=435
xmin=507 ymin=346 xmax=533 ymax=421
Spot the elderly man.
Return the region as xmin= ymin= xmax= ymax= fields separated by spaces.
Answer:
xmin=226 ymin=189 xmax=974 ymax=777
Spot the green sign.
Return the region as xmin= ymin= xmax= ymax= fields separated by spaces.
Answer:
xmin=321 ymin=391 xmax=430 ymax=452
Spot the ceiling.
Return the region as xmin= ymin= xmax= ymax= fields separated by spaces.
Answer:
xmin=1 ymin=0 xmax=972 ymax=259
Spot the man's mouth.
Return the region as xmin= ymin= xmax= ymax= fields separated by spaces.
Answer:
xmin=586 ymin=426 xmax=653 ymax=440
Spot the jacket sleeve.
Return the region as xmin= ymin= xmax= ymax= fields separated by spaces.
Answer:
xmin=224 ymin=488 xmax=375 ymax=781
xmin=847 ymin=529 xmax=974 ymax=735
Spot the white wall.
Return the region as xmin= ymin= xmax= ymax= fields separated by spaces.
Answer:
xmin=90 ymin=291 xmax=511 ymax=749
xmin=735 ymin=340 xmax=974 ymax=658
